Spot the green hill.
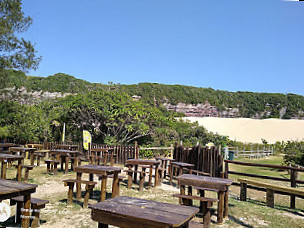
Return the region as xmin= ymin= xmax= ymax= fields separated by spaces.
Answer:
xmin=1 ymin=69 xmax=304 ymax=119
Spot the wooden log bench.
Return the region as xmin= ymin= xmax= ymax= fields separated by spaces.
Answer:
xmin=13 ymin=164 xmax=35 ymax=182
xmin=123 ymin=169 xmax=149 ymax=191
xmin=10 ymin=196 xmax=49 ymax=228
xmin=44 ymin=159 xmax=59 ymax=175
xmin=173 ymin=194 xmax=218 ymax=227
xmin=238 ymin=178 xmax=304 ymax=208
xmin=62 ymin=179 xmax=97 ymax=208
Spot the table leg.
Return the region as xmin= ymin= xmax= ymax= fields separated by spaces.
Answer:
xmin=73 ymin=156 xmax=78 ymax=171
xmin=104 ymin=152 xmax=108 ymax=166
xmin=1 ymin=161 xmax=7 ymax=179
xmin=224 ymin=190 xmax=229 ymax=218
xmin=98 ymin=223 xmax=109 ymax=228
xmin=188 ymin=186 xmax=193 ymax=206
xmin=112 ymin=172 xmax=119 ymax=198
xmin=133 ymin=165 xmax=138 ymax=184
xmin=217 ymin=191 xmax=225 ymax=224
xmin=164 ymin=160 xmax=168 ymax=178
xmin=170 ymin=164 xmax=174 ymax=185
xmin=30 ymin=153 xmax=35 ymax=166
xmin=76 ymin=172 xmax=82 ymax=199
xmin=155 ymin=164 xmax=159 ymax=187
xmin=22 ymin=193 xmax=31 ymax=228
xmin=65 ymin=156 xmax=69 ymax=174
xmin=100 ymin=175 xmax=107 ymax=202
xmin=17 ymin=160 xmax=22 ymax=182
xmin=148 ymin=165 xmax=153 ymax=187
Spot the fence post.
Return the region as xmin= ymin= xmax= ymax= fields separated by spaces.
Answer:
xmin=290 ymin=169 xmax=297 ymax=209
xmin=134 ymin=141 xmax=139 ymax=159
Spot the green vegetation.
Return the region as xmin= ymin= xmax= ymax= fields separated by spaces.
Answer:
xmin=0 ymin=0 xmax=41 ymax=90
xmin=2 ymin=70 xmax=304 ymax=119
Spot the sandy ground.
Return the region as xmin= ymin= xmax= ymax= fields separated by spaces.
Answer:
xmin=182 ymin=117 xmax=304 ymax=143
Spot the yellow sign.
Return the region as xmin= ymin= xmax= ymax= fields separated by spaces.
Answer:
xmin=83 ymin=130 xmax=92 ymax=150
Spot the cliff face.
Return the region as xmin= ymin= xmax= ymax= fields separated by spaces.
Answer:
xmin=163 ymin=102 xmax=240 ymax=118
xmin=0 ymin=87 xmax=73 ymax=105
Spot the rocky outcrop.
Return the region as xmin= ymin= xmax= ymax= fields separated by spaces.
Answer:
xmin=0 ymin=87 xmax=74 ymax=105
xmin=163 ymin=102 xmax=240 ymax=118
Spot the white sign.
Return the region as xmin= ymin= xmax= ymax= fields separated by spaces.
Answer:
xmin=0 ymin=202 xmax=11 ymax=222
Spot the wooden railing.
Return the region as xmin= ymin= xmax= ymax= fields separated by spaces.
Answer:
xmin=224 ymin=160 xmax=304 ymax=208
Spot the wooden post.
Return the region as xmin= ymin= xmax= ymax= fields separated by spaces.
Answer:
xmin=224 ymin=161 xmax=229 ymax=179
xmin=76 ymin=172 xmax=82 ymax=199
xmin=217 ymin=191 xmax=225 ymax=224
xmin=266 ymin=189 xmax=274 ymax=208
xmin=22 ymin=194 xmax=31 ymax=228
xmin=67 ymin=182 xmax=74 ymax=205
xmin=170 ymin=144 xmax=173 ymax=159
xmin=1 ymin=161 xmax=7 ymax=179
xmin=135 ymin=141 xmax=139 ymax=159
xmin=111 ymin=172 xmax=119 ymax=198
xmin=202 ymin=201 xmax=211 ymax=227
xmin=17 ymin=160 xmax=22 ymax=182
xmin=240 ymin=183 xmax=247 ymax=201
xmin=290 ymin=169 xmax=297 ymax=209
xmin=100 ymin=175 xmax=107 ymax=202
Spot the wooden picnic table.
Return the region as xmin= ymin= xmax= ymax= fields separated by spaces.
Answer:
xmin=74 ymin=164 xmax=122 ymax=201
xmin=90 ymin=148 xmax=115 ymax=166
xmin=126 ymin=159 xmax=161 ymax=187
xmin=177 ymin=174 xmax=233 ymax=224
xmin=170 ymin=162 xmax=195 ymax=185
xmin=0 ymin=179 xmax=37 ymax=228
xmin=9 ymin=147 xmax=37 ymax=158
xmin=0 ymin=154 xmax=24 ymax=182
xmin=89 ymin=196 xmax=199 ymax=228
xmin=49 ymin=149 xmax=80 ymax=174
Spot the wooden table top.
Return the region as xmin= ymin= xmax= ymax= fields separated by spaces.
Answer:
xmin=0 ymin=179 xmax=37 ymax=200
xmin=171 ymin=161 xmax=195 ymax=167
xmin=55 ymin=145 xmax=79 ymax=149
xmin=89 ymin=196 xmax=199 ymax=228
xmin=0 ymin=154 xmax=24 ymax=162
xmin=74 ymin=164 xmax=121 ymax=175
xmin=177 ymin=174 xmax=233 ymax=191
xmin=126 ymin=159 xmax=161 ymax=166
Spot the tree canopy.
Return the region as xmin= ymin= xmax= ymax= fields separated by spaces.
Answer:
xmin=0 ymin=0 xmax=40 ymax=71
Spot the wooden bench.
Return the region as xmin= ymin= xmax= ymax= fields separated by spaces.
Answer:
xmin=173 ymin=194 xmax=218 ymax=227
xmin=62 ymin=179 xmax=97 ymax=208
xmin=10 ymin=196 xmax=49 ymax=227
xmin=44 ymin=159 xmax=59 ymax=175
xmin=238 ymin=178 xmax=304 ymax=208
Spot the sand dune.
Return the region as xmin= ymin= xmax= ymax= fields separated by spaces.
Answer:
xmin=183 ymin=117 xmax=304 ymax=143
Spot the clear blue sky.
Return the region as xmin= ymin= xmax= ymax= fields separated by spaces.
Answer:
xmin=22 ymin=0 xmax=304 ymax=95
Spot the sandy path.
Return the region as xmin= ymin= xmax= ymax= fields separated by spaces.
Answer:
xmin=183 ymin=117 xmax=304 ymax=143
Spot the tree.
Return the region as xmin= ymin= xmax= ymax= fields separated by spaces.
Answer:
xmin=0 ymin=0 xmax=40 ymax=71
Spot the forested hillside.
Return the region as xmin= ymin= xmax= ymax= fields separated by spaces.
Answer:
xmin=1 ymin=70 xmax=304 ymax=119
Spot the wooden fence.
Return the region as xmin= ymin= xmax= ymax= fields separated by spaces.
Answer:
xmin=174 ymin=144 xmax=223 ymax=177
xmin=226 ymin=146 xmax=274 ymax=159
xmin=224 ymin=160 xmax=304 ymax=208
xmin=90 ymin=143 xmax=138 ymax=165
